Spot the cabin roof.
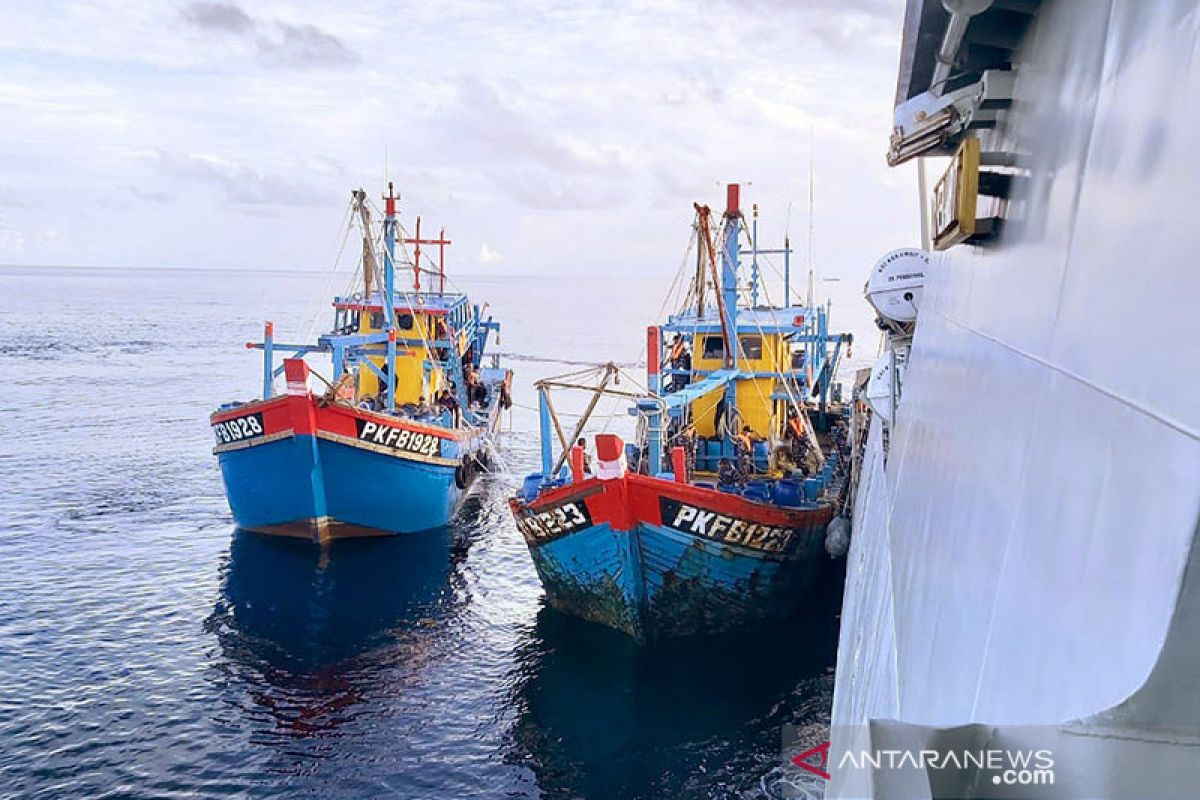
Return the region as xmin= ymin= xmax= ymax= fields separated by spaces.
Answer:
xmin=333 ymin=290 xmax=469 ymax=315
xmin=664 ymin=305 xmax=815 ymax=336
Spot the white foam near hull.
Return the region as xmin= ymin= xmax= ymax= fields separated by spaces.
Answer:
xmin=831 ymin=1 xmax=1200 ymax=796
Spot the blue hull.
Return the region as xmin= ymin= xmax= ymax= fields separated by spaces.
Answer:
xmin=528 ymin=520 xmax=825 ymax=641
xmin=216 ymin=433 xmax=463 ymax=541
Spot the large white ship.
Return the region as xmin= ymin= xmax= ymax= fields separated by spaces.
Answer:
xmin=828 ymin=0 xmax=1200 ymax=796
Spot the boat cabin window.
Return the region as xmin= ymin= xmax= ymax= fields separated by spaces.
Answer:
xmin=739 ymin=335 xmax=763 ymax=360
xmin=791 ymin=349 xmax=806 ymax=370
xmin=366 ymin=311 xmax=416 ymax=331
xmin=701 ymin=335 xmax=724 ymax=360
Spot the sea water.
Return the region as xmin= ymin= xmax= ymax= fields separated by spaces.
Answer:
xmin=0 ymin=265 xmax=847 ymax=799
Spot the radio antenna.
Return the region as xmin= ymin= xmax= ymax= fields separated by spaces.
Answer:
xmin=807 ymin=129 xmax=815 ymax=310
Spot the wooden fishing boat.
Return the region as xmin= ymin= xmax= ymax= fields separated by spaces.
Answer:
xmin=509 ymin=185 xmax=851 ymax=640
xmin=212 ymin=184 xmax=511 ymax=543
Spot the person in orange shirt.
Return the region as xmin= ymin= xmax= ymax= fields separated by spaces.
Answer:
xmin=735 ymin=425 xmax=756 ymax=475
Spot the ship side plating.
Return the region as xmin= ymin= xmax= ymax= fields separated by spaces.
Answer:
xmin=831 ymin=0 xmax=1200 ymax=796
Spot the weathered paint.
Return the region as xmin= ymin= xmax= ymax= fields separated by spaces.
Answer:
xmin=511 ymin=473 xmax=832 ymax=641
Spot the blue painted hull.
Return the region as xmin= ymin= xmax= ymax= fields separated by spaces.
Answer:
xmin=216 ymin=433 xmax=463 ymax=542
xmin=527 ymin=519 xmax=825 ymax=641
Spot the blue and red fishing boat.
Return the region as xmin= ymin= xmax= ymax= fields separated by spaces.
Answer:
xmin=509 ymin=185 xmax=852 ymax=640
xmin=212 ymin=185 xmax=511 ymax=543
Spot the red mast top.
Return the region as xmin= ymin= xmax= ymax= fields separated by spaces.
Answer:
xmin=725 ymin=183 xmax=740 ymax=218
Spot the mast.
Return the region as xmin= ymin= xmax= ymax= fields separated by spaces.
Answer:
xmin=750 ymin=203 xmax=761 ymax=306
xmin=694 ymin=207 xmax=706 ymax=317
xmin=352 ymin=189 xmax=375 ymax=297
xmin=807 ymin=149 xmax=815 ymax=310
xmin=383 ymin=182 xmax=398 ymax=412
xmin=721 ymin=184 xmax=741 ymax=367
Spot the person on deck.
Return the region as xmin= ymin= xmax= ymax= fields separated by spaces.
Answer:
xmin=734 ymin=425 xmax=756 ymax=476
xmin=717 ymin=457 xmax=744 ymax=489
xmin=667 ymin=334 xmax=692 ymax=393
xmin=433 ymin=319 xmax=450 ymax=362
xmin=671 ymin=423 xmax=697 ymax=480
xmin=786 ymin=409 xmax=814 ymax=476
xmin=467 ymin=371 xmax=489 ymax=407
xmin=436 ymin=386 xmax=461 ymax=427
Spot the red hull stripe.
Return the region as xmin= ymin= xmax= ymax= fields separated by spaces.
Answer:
xmin=524 ymin=473 xmax=832 ymax=532
xmin=211 ymin=394 xmax=466 ymax=442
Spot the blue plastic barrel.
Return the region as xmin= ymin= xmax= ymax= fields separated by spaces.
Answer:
xmin=522 ymin=474 xmax=544 ymax=502
xmin=773 ymin=479 xmax=803 ymax=507
xmin=804 ymin=478 xmax=823 ymax=501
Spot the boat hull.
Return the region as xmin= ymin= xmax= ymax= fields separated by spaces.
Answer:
xmin=212 ymin=393 xmax=488 ymax=542
xmin=511 ymin=473 xmax=832 ymax=640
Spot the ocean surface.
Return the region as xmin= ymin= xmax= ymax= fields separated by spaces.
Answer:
xmin=0 ymin=265 xmax=850 ymax=799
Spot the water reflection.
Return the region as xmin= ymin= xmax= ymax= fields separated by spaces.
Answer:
xmin=206 ymin=527 xmax=463 ymax=738
xmin=505 ymin=565 xmax=846 ymax=799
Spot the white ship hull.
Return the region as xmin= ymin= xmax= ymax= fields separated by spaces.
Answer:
xmin=830 ymin=1 xmax=1200 ymax=796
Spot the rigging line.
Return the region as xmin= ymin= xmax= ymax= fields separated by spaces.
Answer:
xmin=615 ymin=218 xmax=699 ymax=382
xmin=360 ymin=211 xmax=482 ymax=431
xmin=493 ymin=352 xmax=641 ymax=369
xmin=656 ymin=226 xmax=699 ymax=322
xmin=301 ymin=200 xmax=356 ymax=344
xmin=738 ymin=245 xmax=826 ymax=462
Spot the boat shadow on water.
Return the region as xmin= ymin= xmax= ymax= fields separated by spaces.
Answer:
xmin=204 ymin=517 xmax=483 ymax=738
xmin=504 ymin=560 xmax=846 ymax=799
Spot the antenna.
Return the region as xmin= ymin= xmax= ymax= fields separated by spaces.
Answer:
xmin=784 ymin=200 xmax=794 ymax=304
xmin=807 ymin=128 xmax=815 ymax=310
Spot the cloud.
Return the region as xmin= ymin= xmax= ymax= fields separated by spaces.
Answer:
xmin=451 ymin=79 xmax=629 ymax=177
xmin=146 ymin=149 xmax=332 ymax=207
xmin=180 ymin=2 xmax=254 ymax=35
xmin=179 ymin=2 xmax=360 ymax=69
xmin=259 ymin=22 xmax=360 ymax=69
xmin=477 ymin=242 xmax=503 ymax=264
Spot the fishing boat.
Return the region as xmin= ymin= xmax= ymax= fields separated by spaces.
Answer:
xmin=211 ymin=184 xmax=512 ymax=543
xmin=509 ymin=185 xmax=852 ymax=641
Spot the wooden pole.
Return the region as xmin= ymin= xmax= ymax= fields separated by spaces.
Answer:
xmin=552 ymin=364 xmax=616 ymax=476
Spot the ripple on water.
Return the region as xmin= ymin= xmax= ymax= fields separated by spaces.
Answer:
xmin=1 ymin=268 xmax=841 ymax=799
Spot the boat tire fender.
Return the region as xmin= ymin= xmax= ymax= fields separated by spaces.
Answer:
xmin=825 ymin=514 xmax=851 ymax=559
xmin=455 ymin=456 xmax=474 ymax=490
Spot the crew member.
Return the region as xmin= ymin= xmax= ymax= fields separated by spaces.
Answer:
xmin=667 ymin=334 xmax=692 ymax=393
xmin=717 ymin=457 xmax=744 ymax=488
xmin=735 ymin=425 xmax=756 ymax=476
xmin=671 ymin=422 xmax=697 ymax=480
xmin=786 ymin=409 xmax=807 ymax=458
xmin=467 ymin=371 xmax=489 ymax=407
xmin=436 ymin=386 xmax=461 ymax=427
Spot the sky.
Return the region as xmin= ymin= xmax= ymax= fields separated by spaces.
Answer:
xmin=0 ymin=0 xmax=918 ymax=301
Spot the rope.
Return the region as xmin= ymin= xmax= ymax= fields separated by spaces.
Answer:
xmin=301 ymin=199 xmax=356 ymax=343
xmin=495 ymin=352 xmax=642 ymax=369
